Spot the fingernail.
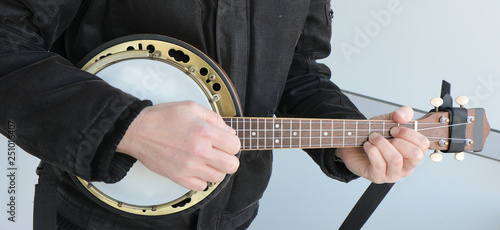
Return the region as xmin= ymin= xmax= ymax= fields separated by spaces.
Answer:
xmin=390 ymin=127 xmax=400 ymax=136
xmin=368 ymin=132 xmax=380 ymax=141
xmin=395 ymin=108 xmax=407 ymax=119
xmin=230 ymin=127 xmax=237 ymax=135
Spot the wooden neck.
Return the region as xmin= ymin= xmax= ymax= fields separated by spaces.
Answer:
xmin=224 ymin=117 xmax=417 ymax=150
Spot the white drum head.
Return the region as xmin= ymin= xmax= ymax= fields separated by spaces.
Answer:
xmin=93 ymin=58 xmax=212 ymax=205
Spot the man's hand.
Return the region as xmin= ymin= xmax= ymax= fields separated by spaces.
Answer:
xmin=336 ymin=106 xmax=430 ymax=183
xmin=117 ymin=101 xmax=241 ymax=191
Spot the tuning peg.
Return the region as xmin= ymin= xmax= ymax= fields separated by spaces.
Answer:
xmin=455 ymin=96 xmax=469 ymax=108
xmin=454 ymin=152 xmax=465 ymax=161
xmin=430 ymin=98 xmax=444 ymax=111
xmin=430 ymin=150 xmax=443 ymax=162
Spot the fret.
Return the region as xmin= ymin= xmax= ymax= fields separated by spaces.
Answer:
xmin=300 ymin=120 xmax=311 ymax=148
xmin=355 ymin=120 xmax=358 ymax=146
xmin=273 ymin=118 xmax=282 ymax=149
xmin=299 ymin=119 xmax=302 ymax=148
xmin=332 ymin=121 xmax=342 ymax=148
xmin=357 ymin=121 xmax=370 ymax=146
xmin=291 ymin=119 xmax=300 ymax=148
xmin=319 ymin=120 xmax=323 ymax=147
xmin=263 ymin=118 xmax=267 ymax=149
xmin=321 ymin=120 xmax=332 ymax=148
xmin=331 ymin=120 xmax=334 ymax=148
xmin=383 ymin=121 xmax=386 ymax=138
xmin=242 ymin=118 xmax=248 ymax=149
xmin=280 ymin=119 xmax=283 ymax=148
xmin=310 ymin=119 xmax=321 ymax=148
xmin=342 ymin=120 xmax=345 ymax=147
xmin=236 ymin=118 xmax=241 ymax=148
xmin=368 ymin=120 xmax=371 ymax=135
xmin=309 ymin=119 xmax=312 ymax=148
xmin=258 ymin=118 xmax=266 ymax=149
xmin=281 ymin=119 xmax=291 ymax=148
xmin=248 ymin=118 xmax=253 ymax=149
xmin=252 ymin=118 xmax=258 ymax=149
xmin=289 ymin=118 xmax=293 ymax=148
xmin=254 ymin=119 xmax=258 ymax=147
xmin=229 ymin=117 xmax=233 ymax=133
xmin=344 ymin=121 xmax=356 ymax=147
xmin=243 ymin=117 xmax=246 ymax=149
xmin=266 ymin=118 xmax=273 ymax=149
xmin=256 ymin=118 xmax=259 ymax=149
xmin=272 ymin=119 xmax=275 ymax=149
xmin=247 ymin=118 xmax=252 ymax=149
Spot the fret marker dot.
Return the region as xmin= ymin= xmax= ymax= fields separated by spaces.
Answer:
xmin=275 ymin=139 xmax=280 ymax=143
xmin=347 ymin=132 xmax=352 ymax=136
xmin=275 ymin=124 xmax=280 ymax=128
xmin=252 ymin=132 xmax=256 ymax=136
xmin=324 ymin=132 xmax=328 ymax=136
xmin=293 ymin=132 xmax=298 ymax=136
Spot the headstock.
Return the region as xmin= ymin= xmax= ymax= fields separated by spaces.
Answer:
xmin=416 ymin=95 xmax=490 ymax=162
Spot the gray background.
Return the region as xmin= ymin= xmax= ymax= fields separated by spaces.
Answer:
xmin=252 ymin=1 xmax=500 ymax=229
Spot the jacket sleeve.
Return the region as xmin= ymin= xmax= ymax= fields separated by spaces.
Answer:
xmin=276 ymin=0 xmax=365 ymax=183
xmin=0 ymin=0 xmax=150 ymax=183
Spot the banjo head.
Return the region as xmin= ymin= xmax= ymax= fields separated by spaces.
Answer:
xmin=75 ymin=34 xmax=242 ymax=218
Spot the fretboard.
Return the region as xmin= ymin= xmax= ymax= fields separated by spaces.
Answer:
xmin=223 ymin=117 xmax=417 ymax=150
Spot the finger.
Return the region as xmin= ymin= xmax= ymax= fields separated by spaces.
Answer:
xmin=211 ymin=128 xmax=241 ymax=155
xmin=390 ymin=126 xmax=430 ymax=154
xmin=203 ymin=148 xmax=240 ymax=174
xmin=161 ymin=157 xmax=211 ymax=191
xmin=184 ymin=101 xmax=236 ymax=134
xmin=183 ymin=165 xmax=230 ymax=191
xmin=392 ymin=106 xmax=414 ymax=124
xmin=181 ymin=101 xmax=241 ymax=154
xmin=368 ymin=132 xmax=403 ymax=182
xmin=362 ymin=141 xmax=386 ymax=183
xmin=389 ymin=141 xmax=423 ymax=178
xmin=179 ymin=176 xmax=211 ymax=191
xmin=370 ymin=106 xmax=414 ymax=122
xmin=166 ymin=153 xmax=230 ymax=191
xmin=193 ymin=164 xmax=228 ymax=184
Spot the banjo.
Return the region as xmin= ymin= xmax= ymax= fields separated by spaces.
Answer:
xmin=75 ymin=34 xmax=490 ymax=219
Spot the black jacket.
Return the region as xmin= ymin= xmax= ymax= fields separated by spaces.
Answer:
xmin=0 ymin=0 xmax=364 ymax=229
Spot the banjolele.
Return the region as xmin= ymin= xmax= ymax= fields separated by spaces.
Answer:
xmin=74 ymin=34 xmax=490 ymax=219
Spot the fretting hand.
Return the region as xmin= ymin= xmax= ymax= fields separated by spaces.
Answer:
xmin=336 ymin=106 xmax=430 ymax=183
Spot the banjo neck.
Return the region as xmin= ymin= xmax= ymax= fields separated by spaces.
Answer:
xmin=224 ymin=108 xmax=489 ymax=152
xmin=224 ymin=117 xmax=414 ymax=150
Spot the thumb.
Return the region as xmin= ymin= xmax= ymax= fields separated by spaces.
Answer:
xmin=188 ymin=102 xmax=235 ymax=134
xmin=370 ymin=106 xmax=414 ymax=123
xmin=392 ymin=106 xmax=414 ymax=123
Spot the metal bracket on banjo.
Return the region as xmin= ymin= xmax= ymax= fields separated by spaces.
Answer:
xmin=76 ymin=35 xmax=242 ymax=217
xmin=81 ymin=39 xmax=238 ymax=117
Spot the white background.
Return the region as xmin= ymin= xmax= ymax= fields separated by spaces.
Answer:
xmin=2 ymin=0 xmax=500 ymax=229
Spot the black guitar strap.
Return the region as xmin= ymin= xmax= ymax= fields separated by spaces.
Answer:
xmin=338 ymin=183 xmax=394 ymax=230
xmin=33 ymin=161 xmax=58 ymax=230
